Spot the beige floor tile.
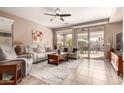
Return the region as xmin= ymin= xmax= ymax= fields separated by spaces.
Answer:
xmin=91 ymin=78 xmax=108 ymax=85
xmin=93 ymin=72 xmax=107 ymax=80
xmin=19 ymin=75 xmax=48 ymax=85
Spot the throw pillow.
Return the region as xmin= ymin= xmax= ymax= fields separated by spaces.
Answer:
xmin=73 ymin=48 xmax=78 ymax=53
xmin=0 ymin=45 xmax=17 ymax=60
xmin=45 ymin=47 xmax=51 ymax=52
xmin=28 ymin=46 xmax=34 ymax=53
xmin=63 ymin=48 xmax=68 ymax=52
xmin=36 ymin=46 xmax=45 ymax=53
xmin=0 ymin=48 xmax=6 ymax=61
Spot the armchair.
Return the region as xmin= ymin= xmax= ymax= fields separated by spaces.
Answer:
xmin=63 ymin=47 xmax=80 ymax=60
xmin=68 ymin=51 xmax=80 ymax=60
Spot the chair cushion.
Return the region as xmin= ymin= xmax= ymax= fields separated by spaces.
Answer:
xmin=36 ymin=47 xmax=45 ymax=53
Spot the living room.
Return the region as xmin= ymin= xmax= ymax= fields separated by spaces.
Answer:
xmin=0 ymin=7 xmax=123 ymax=85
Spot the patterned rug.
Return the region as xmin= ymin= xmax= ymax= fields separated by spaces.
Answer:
xmin=30 ymin=59 xmax=82 ymax=84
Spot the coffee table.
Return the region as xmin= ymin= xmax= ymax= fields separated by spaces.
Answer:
xmin=47 ymin=52 xmax=69 ymax=65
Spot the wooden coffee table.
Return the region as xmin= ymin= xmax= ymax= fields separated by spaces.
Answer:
xmin=48 ymin=52 xmax=69 ymax=65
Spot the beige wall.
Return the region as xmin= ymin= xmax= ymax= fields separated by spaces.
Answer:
xmin=0 ymin=11 xmax=53 ymax=48
xmin=104 ymin=21 xmax=122 ymax=58
xmin=123 ymin=8 xmax=124 ymax=55
xmin=109 ymin=22 xmax=122 ymax=48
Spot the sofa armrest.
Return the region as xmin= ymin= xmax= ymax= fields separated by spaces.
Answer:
xmin=17 ymin=54 xmax=33 ymax=59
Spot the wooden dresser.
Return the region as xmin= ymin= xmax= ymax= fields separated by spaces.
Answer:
xmin=111 ymin=52 xmax=123 ymax=76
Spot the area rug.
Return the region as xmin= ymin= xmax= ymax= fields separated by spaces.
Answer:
xmin=30 ymin=60 xmax=82 ymax=84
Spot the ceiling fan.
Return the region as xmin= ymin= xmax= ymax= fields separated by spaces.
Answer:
xmin=44 ymin=8 xmax=71 ymax=22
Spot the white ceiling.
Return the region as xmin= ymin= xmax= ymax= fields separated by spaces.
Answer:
xmin=0 ymin=7 xmax=113 ymax=28
xmin=109 ymin=7 xmax=123 ymax=23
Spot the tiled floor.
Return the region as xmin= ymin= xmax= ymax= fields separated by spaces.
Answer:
xmin=19 ymin=75 xmax=47 ymax=85
xmin=63 ymin=59 xmax=123 ymax=85
xmin=20 ymin=59 xmax=123 ymax=85
xmin=80 ymin=51 xmax=104 ymax=59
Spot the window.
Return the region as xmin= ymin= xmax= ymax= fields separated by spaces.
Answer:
xmin=56 ymin=32 xmax=73 ymax=48
xmin=57 ymin=34 xmax=64 ymax=48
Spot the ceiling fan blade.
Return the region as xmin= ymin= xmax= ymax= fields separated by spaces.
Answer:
xmin=60 ymin=14 xmax=71 ymax=17
xmin=44 ymin=13 xmax=56 ymax=16
xmin=60 ymin=17 xmax=64 ymax=21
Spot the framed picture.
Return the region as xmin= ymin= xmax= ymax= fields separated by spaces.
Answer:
xmin=0 ymin=17 xmax=14 ymax=46
xmin=32 ymin=30 xmax=43 ymax=43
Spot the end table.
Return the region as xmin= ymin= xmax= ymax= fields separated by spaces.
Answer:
xmin=0 ymin=61 xmax=22 ymax=85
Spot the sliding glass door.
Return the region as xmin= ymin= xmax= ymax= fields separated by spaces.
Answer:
xmin=89 ymin=27 xmax=104 ymax=59
xmin=77 ymin=28 xmax=89 ymax=58
xmin=77 ymin=26 xmax=104 ymax=59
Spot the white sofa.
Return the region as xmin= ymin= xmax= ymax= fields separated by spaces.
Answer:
xmin=25 ymin=45 xmax=48 ymax=63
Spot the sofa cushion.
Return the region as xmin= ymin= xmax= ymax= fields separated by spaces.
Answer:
xmin=37 ymin=47 xmax=45 ymax=53
xmin=26 ymin=46 xmax=34 ymax=53
xmin=33 ymin=48 xmax=38 ymax=52
xmin=28 ymin=45 xmax=37 ymax=53
xmin=37 ymin=53 xmax=45 ymax=58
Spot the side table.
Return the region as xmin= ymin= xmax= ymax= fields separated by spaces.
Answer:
xmin=0 ymin=61 xmax=22 ymax=85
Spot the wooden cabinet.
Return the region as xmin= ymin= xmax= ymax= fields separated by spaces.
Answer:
xmin=0 ymin=61 xmax=22 ymax=85
xmin=111 ymin=52 xmax=123 ymax=76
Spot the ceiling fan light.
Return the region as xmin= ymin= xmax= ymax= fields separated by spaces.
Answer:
xmin=56 ymin=8 xmax=60 ymax=14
